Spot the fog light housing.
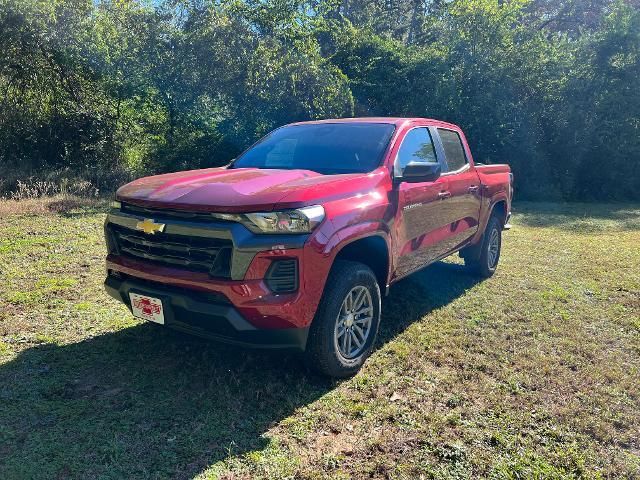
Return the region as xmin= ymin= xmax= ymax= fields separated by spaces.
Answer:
xmin=265 ymin=259 xmax=298 ymax=293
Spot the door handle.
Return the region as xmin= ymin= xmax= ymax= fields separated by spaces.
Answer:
xmin=468 ymin=185 xmax=480 ymax=193
xmin=438 ymin=191 xmax=452 ymax=199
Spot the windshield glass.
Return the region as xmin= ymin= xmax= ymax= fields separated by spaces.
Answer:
xmin=231 ymin=123 xmax=395 ymax=174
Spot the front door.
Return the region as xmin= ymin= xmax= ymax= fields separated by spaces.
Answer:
xmin=393 ymin=127 xmax=453 ymax=280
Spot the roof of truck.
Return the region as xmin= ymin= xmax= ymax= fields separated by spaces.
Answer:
xmin=288 ymin=117 xmax=461 ymax=130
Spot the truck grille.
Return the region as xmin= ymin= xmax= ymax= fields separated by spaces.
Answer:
xmin=109 ymin=225 xmax=232 ymax=278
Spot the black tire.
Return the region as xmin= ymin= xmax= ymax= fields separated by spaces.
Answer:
xmin=464 ymin=215 xmax=502 ymax=278
xmin=305 ymin=260 xmax=381 ymax=378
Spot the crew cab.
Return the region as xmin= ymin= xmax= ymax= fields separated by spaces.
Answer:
xmin=104 ymin=118 xmax=512 ymax=377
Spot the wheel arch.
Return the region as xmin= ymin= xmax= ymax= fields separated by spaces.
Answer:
xmin=491 ymin=199 xmax=508 ymax=226
xmin=331 ymin=233 xmax=391 ymax=294
xmin=466 ymin=194 xmax=509 ymax=248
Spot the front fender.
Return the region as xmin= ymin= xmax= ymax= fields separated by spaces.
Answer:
xmin=321 ymin=222 xmax=393 ymax=287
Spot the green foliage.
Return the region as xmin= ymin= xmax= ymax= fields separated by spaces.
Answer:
xmin=0 ymin=0 xmax=638 ymax=200
xmin=560 ymin=1 xmax=640 ymax=200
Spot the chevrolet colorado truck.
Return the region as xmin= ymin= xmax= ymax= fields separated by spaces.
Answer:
xmin=104 ymin=118 xmax=512 ymax=377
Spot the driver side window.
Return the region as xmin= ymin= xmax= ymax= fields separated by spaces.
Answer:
xmin=396 ymin=128 xmax=437 ymax=176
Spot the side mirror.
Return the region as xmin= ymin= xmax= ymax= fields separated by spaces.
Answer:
xmin=401 ymin=162 xmax=441 ymax=183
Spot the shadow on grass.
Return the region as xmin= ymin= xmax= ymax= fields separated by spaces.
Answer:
xmin=380 ymin=261 xmax=480 ymax=342
xmin=514 ymin=201 xmax=640 ymax=232
xmin=0 ymin=262 xmax=480 ymax=479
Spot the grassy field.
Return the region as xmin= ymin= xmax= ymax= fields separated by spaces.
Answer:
xmin=0 ymin=199 xmax=638 ymax=479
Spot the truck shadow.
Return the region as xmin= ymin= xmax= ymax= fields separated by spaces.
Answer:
xmin=379 ymin=261 xmax=479 ymax=344
xmin=0 ymin=261 xmax=480 ymax=478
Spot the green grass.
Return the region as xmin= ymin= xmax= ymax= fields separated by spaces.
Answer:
xmin=0 ymin=199 xmax=638 ymax=479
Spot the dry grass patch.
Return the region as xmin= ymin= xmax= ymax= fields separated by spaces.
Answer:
xmin=0 ymin=195 xmax=106 ymax=217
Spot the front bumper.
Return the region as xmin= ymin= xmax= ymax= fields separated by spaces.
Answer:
xmin=105 ymin=273 xmax=309 ymax=350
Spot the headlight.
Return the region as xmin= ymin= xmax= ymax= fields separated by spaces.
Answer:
xmin=212 ymin=205 xmax=325 ymax=234
xmin=110 ymin=200 xmax=121 ymax=210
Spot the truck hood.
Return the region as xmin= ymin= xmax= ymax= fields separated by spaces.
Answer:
xmin=116 ymin=167 xmax=386 ymax=213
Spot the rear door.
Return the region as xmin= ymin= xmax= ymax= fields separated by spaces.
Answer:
xmin=393 ymin=126 xmax=451 ymax=279
xmin=434 ymin=128 xmax=482 ymax=252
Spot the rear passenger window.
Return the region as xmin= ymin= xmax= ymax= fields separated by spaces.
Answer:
xmin=438 ymin=129 xmax=468 ymax=172
xmin=396 ymin=128 xmax=437 ymax=175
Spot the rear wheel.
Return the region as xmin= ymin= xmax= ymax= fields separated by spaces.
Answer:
xmin=464 ymin=215 xmax=502 ymax=278
xmin=305 ymin=260 xmax=381 ymax=378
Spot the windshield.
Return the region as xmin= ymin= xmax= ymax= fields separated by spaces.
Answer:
xmin=231 ymin=123 xmax=396 ymax=174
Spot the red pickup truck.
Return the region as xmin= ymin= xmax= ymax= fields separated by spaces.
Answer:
xmin=104 ymin=118 xmax=512 ymax=377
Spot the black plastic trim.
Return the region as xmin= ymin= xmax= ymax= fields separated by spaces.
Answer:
xmin=265 ymin=259 xmax=299 ymax=293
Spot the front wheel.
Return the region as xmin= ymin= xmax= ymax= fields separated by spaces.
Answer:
xmin=305 ymin=260 xmax=381 ymax=378
xmin=464 ymin=215 xmax=502 ymax=278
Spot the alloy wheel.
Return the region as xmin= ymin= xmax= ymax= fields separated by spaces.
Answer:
xmin=334 ymin=285 xmax=374 ymax=359
xmin=487 ymin=227 xmax=500 ymax=268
